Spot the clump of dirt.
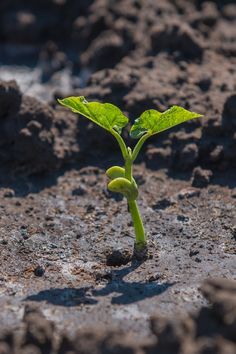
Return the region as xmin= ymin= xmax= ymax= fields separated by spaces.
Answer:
xmin=149 ymin=278 xmax=236 ymax=354
xmin=105 ymin=248 xmax=132 ymax=267
xmin=22 ymin=305 xmax=55 ymax=354
xmin=0 ymin=80 xmax=78 ymax=176
xmin=191 ymin=167 xmax=213 ymax=188
xmin=0 ymin=80 xmax=56 ymax=174
xmin=0 ymin=278 xmax=235 ymax=354
xmin=150 ymin=20 xmax=204 ymax=59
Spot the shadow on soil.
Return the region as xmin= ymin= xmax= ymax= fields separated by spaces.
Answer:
xmin=93 ymin=261 xmax=174 ymax=305
xmin=25 ymin=286 xmax=98 ymax=306
xmin=0 ymin=154 xmax=123 ymax=197
xmin=1 ymin=161 xmax=236 ymax=198
xmin=0 ymin=168 xmax=64 ymax=197
xmin=2 ymin=146 xmax=236 ymax=197
xmin=25 ymin=261 xmax=174 ymax=306
xmin=166 ymin=169 xmax=236 ymax=189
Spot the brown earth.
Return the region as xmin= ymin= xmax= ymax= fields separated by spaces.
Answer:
xmin=0 ymin=278 xmax=236 ymax=353
xmin=0 ymin=0 xmax=236 ymax=353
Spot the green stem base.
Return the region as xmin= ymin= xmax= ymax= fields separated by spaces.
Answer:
xmin=128 ymin=200 xmax=146 ymax=249
xmin=133 ymin=241 xmax=149 ymax=261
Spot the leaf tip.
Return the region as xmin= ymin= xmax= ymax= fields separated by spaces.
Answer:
xmin=57 ymin=98 xmax=64 ymax=105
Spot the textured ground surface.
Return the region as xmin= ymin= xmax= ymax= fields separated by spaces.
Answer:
xmin=0 ymin=1 xmax=236 ymax=353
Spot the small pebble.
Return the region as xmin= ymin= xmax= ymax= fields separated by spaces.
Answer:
xmin=34 ymin=266 xmax=45 ymax=277
xmin=3 ymin=189 xmax=15 ymax=198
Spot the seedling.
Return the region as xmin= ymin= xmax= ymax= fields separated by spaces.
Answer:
xmin=58 ymin=96 xmax=202 ymax=253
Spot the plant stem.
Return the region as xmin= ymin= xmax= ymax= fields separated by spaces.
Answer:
xmin=125 ymin=155 xmax=132 ymax=181
xmin=111 ymin=130 xmax=147 ymax=250
xmin=124 ymin=151 xmax=146 ymax=249
xmin=111 ymin=129 xmax=128 ymax=159
xmin=131 ymin=132 xmax=151 ymax=162
xmin=128 ymin=200 xmax=146 ymax=248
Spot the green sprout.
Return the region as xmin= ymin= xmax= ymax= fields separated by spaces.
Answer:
xmin=58 ymin=96 xmax=203 ymax=254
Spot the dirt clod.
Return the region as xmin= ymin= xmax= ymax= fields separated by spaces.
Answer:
xmin=106 ymin=248 xmax=132 ymax=267
xmin=191 ymin=167 xmax=213 ymax=188
xmin=150 ymin=20 xmax=204 ymax=59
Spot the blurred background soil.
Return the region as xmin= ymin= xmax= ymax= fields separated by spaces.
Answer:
xmin=0 ymin=1 xmax=235 ymax=353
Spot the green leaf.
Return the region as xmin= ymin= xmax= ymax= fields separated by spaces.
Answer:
xmin=58 ymin=96 xmax=128 ymax=134
xmin=130 ymin=106 xmax=203 ymax=138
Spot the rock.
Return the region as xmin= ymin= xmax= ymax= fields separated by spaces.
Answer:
xmin=197 ymin=77 xmax=212 ymax=91
xmin=33 ymin=266 xmax=45 ymax=277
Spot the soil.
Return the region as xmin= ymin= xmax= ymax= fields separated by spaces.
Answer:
xmin=0 ymin=0 xmax=236 ymax=353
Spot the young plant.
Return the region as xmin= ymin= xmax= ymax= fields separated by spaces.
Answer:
xmin=58 ymin=96 xmax=202 ymax=253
